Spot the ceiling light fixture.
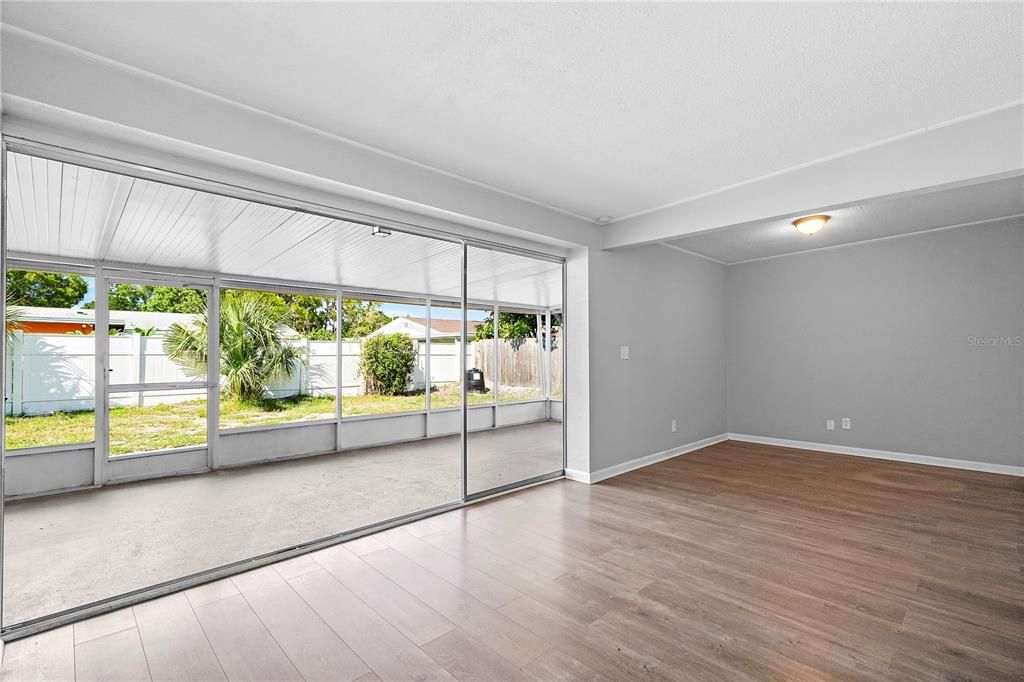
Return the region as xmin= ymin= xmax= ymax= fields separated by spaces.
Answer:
xmin=792 ymin=214 xmax=830 ymax=235
xmin=370 ymin=225 xmax=392 ymax=237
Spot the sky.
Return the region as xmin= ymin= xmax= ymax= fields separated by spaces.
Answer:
xmin=79 ymin=279 xmax=96 ymax=308
xmin=380 ymin=303 xmax=487 ymax=321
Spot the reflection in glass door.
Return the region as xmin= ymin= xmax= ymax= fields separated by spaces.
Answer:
xmin=466 ymin=247 xmax=564 ymax=496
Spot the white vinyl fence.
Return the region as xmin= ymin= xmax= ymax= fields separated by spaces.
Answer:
xmin=5 ymin=332 xmax=549 ymax=417
xmin=5 ymin=332 xmax=482 ymax=416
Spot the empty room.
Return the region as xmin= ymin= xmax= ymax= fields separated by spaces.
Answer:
xmin=0 ymin=2 xmax=1021 ymax=680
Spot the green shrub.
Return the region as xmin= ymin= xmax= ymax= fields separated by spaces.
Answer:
xmin=360 ymin=333 xmax=416 ymax=396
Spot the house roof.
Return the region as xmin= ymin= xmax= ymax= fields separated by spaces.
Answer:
xmin=13 ymin=306 xmax=304 ymax=337
xmin=368 ymin=315 xmax=480 ymax=340
xmin=403 ymin=316 xmax=479 ymax=335
xmin=12 ymin=306 xmax=199 ymax=331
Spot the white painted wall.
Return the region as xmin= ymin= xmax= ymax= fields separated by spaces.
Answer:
xmin=727 ymin=219 xmax=1024 ymax=468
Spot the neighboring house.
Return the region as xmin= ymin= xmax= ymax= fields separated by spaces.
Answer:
xmin=369 ymin=315 xmax=479 ymax=340
xmin=8 ymin=307 xmax=200 ymax=334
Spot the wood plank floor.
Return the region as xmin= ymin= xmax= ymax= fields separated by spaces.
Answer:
xmin=2 ymin=440 xmax=1022 ymax=681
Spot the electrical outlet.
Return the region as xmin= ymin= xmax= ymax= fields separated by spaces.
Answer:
xmin=671 ymin=419 xmax=677 ymax=433
xmin=841 ymin=417 xmax=851 ymax=430
xmin=826 ymin=419 xmax=835 ymax=431
xmin=620 ymin=345 xmax=630 ymax=360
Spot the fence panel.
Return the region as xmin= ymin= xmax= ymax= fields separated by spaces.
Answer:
xmin=7 ymin=333 xmax=486 ymax=415
xmin=8 ymin=332 xmax=96 ymax=415
xmin=474 ymin=338 xmax=543 ymax=390
xmin=429 ymin=340 xmax=463 ymax=388
xmin=551 ymin=343 xmax=564 ymax=397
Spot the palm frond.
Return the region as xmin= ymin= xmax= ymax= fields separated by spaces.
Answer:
xmin=165 ymin=293 xmax=307 ymax=404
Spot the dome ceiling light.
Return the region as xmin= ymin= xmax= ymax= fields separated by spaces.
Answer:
xmin=792 ymin=214 xmax=830 ymax=235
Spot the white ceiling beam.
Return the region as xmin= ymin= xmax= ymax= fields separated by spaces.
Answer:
xmin=603 ymin=103 xmax=1024 ymax=249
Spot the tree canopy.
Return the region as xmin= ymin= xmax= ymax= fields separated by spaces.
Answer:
xmin=95 ymin=284 xmax=207 ymax=314
xmin=228 ymin=291 xmax=336 ymax=340
xmin=473 ymin=312 xmax=538 ymax=342
xmin=71 ymin=282 xmax=392 ymax=340
xmin=474 ymin=311 xmax=560 ymax=351
xmin=6 ymin=270 xmax=89 ymax=308
xmin=341 ymin=299 xmax=392 ymax=338
xmin=217 ymin=295 xmax=393 ymax=340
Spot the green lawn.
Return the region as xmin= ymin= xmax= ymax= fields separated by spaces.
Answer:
xmin=6 ymin=410 xmax=96 ymax=452
xmin=5 ymin=384 xmax=543 ymax=454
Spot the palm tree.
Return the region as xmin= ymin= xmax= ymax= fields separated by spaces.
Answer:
xmin=5 ymin=297 xmax=23 ymax=346
xmin=165 ymin=292 xmax=306 ymax=404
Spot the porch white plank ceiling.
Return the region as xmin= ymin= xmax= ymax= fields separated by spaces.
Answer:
xmin=5 ymin=152 xmax=562 ymax=308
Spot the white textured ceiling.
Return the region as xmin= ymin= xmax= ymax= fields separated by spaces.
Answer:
xmin=666 ymin=176 xmax=1024 ymax=264
xmin=4 ymin=152 xmax=563 ymax=308
xmin=2 ymin=1 xmax=1020 ymax=223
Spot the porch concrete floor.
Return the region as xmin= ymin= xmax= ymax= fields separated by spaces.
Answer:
xmin=3 ymin=420 xmax=562 ymax=625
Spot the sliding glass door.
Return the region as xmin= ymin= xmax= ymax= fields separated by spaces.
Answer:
xmin=465 ymin=246 xmax=564 ymax=497
xmin=1 ymin=143 xmax=563 ymax=636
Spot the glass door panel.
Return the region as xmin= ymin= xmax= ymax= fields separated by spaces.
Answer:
xmin=2 ymin=145 xmax=569 ymax=636
xmin=466 ymin=247 xmax=564 ymax=495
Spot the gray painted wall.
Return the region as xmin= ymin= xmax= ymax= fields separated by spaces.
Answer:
xmin=727 ymin=219 xmax=1024 ymax=467
xmin=587 ymin=244 xmax=727 ymax=473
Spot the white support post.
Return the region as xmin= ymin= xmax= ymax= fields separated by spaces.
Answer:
xmin=545 ymin=311 xmax=553 ymax=398
xmin=94 ymin=268 xmax=109 ymax=485
xmin=1 ymin=140 xmax=7 ymax=618
xmin=303 ymin=338 xmax=312 ymax=396
xmin=460 ymin=243 xmax=468 ymax=501
xmin=131 ymin=332 xmax=143 ymax=407
xmin=206 ymin=280 xmax=220 ymax=469
xmin=492 ymin=303 xmax=499 ymax=409
xmin=537 ymin=312 xmax=545 ymax=398
xmin=544 ymin=310 xmax=552 ymax=420
xmin=424 ymin=299 xmax=432 ymax=432
xmin=10 ymin=331 xmax=24 ymax=417
xmin=335 ymin=290 xmax=343 ymax=452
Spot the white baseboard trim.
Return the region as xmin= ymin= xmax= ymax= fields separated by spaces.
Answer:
xmin=565 ymin=433 xmax=729 ymax=484
xmin=727 ymin=433 xmax=1024 ymax=477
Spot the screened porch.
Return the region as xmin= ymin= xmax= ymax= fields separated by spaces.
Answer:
xmin=1 ymin=145 xmax=565 ymax=633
